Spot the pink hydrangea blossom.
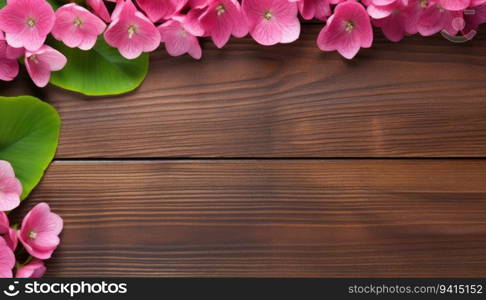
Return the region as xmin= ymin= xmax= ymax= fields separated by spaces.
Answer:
xmin=439 ymin=0 xmax=470 ymax=11
xmin=199 ymin=0 xmax=249 ymax=48
xmin=0 ymin=237 xmax=15 ymax=278
xmin=0 ymin=212 xmax=18 ymax=251
xmin=0 ymin=0 xmax=55 ymax=51
xmin=52 ymin=4 xmax=107 ymax=51
xmin=0 ymin=0 xmax=483 ymax=76
xmin=0 ymin=31 xmax=25 ymax=60
xmin=25 ymin=45 xmax=67 ymax=88
xmin=464 ymin=3 xmax=486 ymax=33
xmin=243 ymin=0 xmax=301 ymax=46
xmin=159 ymin=18 xmax=203 ymax=59
xmin=18 ymin=203 xmax=63 ymax=260
xmin=0 ymin=34 xmax=20 ymax=82
xmin=105 ymin=0 xmax=161 ymax=59
xmin=317 ymin=1 xmax=372 ymax=59
xmin=290 ymin=0 xmax=333 ymax=20
xmin=417 ymin=1 xmax=463 ymax=36
xmin=136 ymin=0 xmax=189 ymax=22
xmin=87 ymin=0 xmax=112 ymax=23
xmin=0 ymin=161 xmax=22 ymax=212
xmin=370 ymin=0 xmax=410 ymax=42
xmin=16 ymin=259 xmax=46 ymax=278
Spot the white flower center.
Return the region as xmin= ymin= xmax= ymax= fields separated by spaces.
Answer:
xmin=74 ymin=17 xmax=83 ymax=27
xmin=263 ymin=10 xmax=272 ymax=20
xmin=345 ymin=20 xmax=355 ymax=33
xmin=26 ymin=17 xmax=36 ymax=27
xmin=29 ymin=230 xmax=37 ymax=239
xmin=29 ymin=55 xmax=39 ymax=64
xmin=128 ymin=25 xmax=137 ymax=39
xmin=216 ymin=4 xmax=225 ymax=15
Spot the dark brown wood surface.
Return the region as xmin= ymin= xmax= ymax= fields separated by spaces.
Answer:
xmin=13 ymin=160 xmax=486 ymax=277
xmin=4 ymin=25 xmax=486 ymax=158
xmin=3 ymin=24 xmax=486 ymax=277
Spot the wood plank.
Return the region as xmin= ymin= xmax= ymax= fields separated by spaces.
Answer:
xmin=12 ymin=160 xmax=486 ymax=277
xmin=3 ymin=26 xmax=486 ymax=158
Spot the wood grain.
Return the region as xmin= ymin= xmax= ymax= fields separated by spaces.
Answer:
xmin=3 ymin=25 xmax=486 ymax=158
xmin=12 ymin=160 xmax=486 ymax=277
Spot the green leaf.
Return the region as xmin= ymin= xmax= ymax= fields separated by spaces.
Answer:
xmin=0 ymin=0 xmax=5 ymax=8
xmin=0 ymin=96 xmax=61 ymax=200
xmin=49 ymin=37 xmax=149 ymax=96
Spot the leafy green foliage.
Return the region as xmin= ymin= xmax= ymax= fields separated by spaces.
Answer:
xmin=0 ymin=96 xmax=61 ymax=199
xmin=50 ymin=38 xmax=149 ymax=96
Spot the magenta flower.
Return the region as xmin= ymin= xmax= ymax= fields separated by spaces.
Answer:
xmin=0 ymin=212 xmax=18 ymax=251
xmin=0 ymin=34 xmax=20 ymax=82
xmin=417 ymin=2 xmax=463 ymax=36
xmin=199 ymin=0 xmax=249 ymax=48
xmin=104 ymin=0 xmax=161 ymax=59
xmin=0 ymin=0 xmax=55 ymax=51
xmin=369 ymin=0 xmax=410 ymax=42
xmin=159 ymin=18 xmax=202 ymax=59
xmin=0 ymin=237 xmax=15 ymax=278
xmin=464 ymin=3 xmax=486 ymax=33
xmin=52 ymin=4 xmax=107 ymax=51
xmin=317 ymin=1 xmax=372 ymax=59
xmin=0 ymin=161 xmax=22 ymax=212
xmin=87 ymin=0 xmax=112 ymax=23
xmin=25 ymin=45 xmax=67 ymax=88
xmin=16 ymin=260 xmax=46 ymax=278
xmin=290 ymin=0 xmax=333 ymax=20
xmin=0 ymin=32 xmax=24 ymax=61
xmin=136 ymin=0 xmax=188 ymax=22
xmin=439 ymin=0 xmax=470 ymax=11
xmin=242 ymin=0 xmax=301 ymax=46
xmin=18 ymin=203 xmax=63 ymax=260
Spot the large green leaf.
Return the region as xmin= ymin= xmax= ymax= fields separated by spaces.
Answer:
xmin=0 ymin=96 xmax=61 ymax=200
xmin=50 ymin=38 xmax=149 ymax=96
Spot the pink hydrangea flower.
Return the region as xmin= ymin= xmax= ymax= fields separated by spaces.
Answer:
xmin=242 ymin=0 xmax=301 ymax=46
xmin=0 ymin=161 xmax=22 ymax=212
xmin=159 ymin=17 xmax=203 ymax=59
xmin=417 ymin=1 xmax=463 ymax=36
xmin=87 ymin=0 xmax=112 ymax=23
xmin=0 ymin=0 xmax=55 ymax=51
xmin=290 ymin=0 xmax=333 ymax=20
xmin=104 ymin=0 xmax=161 ymax=59
xmin=25 ymin=45 xmax=67 ymax=88
xmin=369 ymin=0 xmax=410 ymax=41
xmin=439 ymin=0 xmax=470 ymax=11
xmin=136 ymin=0 xmax=189 ymax=22
xmin=0 ymin=31 xmax=25 ymax=60
xmin=0 ymin=212 xmax=18 ymax=251
xmin=52 ymin=4 xmax=107 ymax=51
xmin=397 ymin=0 xmax=428 ymax=35
xmin=317 ymin=1 xmax=373 ymax=59
xmin=0 ymin=33 xmax=20 ymax=82
xmin=0 ymin=237 xmax=15 ymax=278
xmin=16 ymin=260 xmax=46 ymax=278
xmin=18 ymin=203 xmax=63 ymax=260
xmin=464 ymin=3 xmax=486 ymax=33
xmin=199 ymin=0 xmax=249 ymax=48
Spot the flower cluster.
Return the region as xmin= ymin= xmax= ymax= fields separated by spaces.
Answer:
xmin=0 ymin=161 xmax=63 ymax=278
xmin=0 ymin=0 xmax=485 ymax=87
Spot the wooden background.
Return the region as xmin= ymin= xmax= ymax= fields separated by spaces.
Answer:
xmin=3 ymin=24 xmax=486 ymax=277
